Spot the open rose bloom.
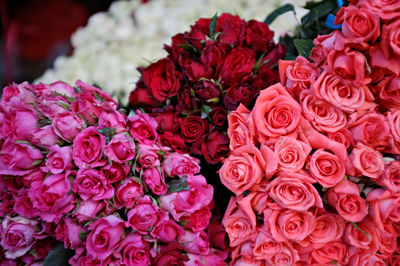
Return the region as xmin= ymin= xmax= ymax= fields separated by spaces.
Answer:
xmin=129 ymin=13 xmax=286 ymax=165
xmin=0 ymin=80 xmax=227 ymax=265
xmin=220 ymin=1 xmax=400 ymax=265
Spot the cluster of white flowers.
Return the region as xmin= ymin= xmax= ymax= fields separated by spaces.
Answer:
xmin=37 ymin=0 xmax=307 ymax=104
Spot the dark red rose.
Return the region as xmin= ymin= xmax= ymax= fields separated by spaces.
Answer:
xmin=129 ymin=86 xmax=159 ymax=110
xmin=160 ymin=131 xmax=189 ymax=153
xmin=181 ymin=116 xmax=209 ymax=143
xmin=245 ymin=20 xmax=274 ymax=53
xmin=201 ymin=131 xmax=230 ymax=164
xmin=261 ymin=43 xmax=287 ymax=68
xmin=160 ymin=131 xmax=188 ymax=153
xmin=210 ymin=106 xmax=228 ymax=128
xmin=152 ymin=242 xmax=189 ymax=266
xmin=219 ymin=48 xmax=256 ymax=86
xmin=184 ymin=60 xmax=213 ymax=82
xmin=194 ymin=80 xmax=222 ymax=104
xmin=215 ymin=13 xmax=246 ymax=46
xmin=251 ymin=64 xmax=280 ymax=90
xmin=152 ymin=109 xmax=181 ymax=133
xmin=177 ymin=88 xmax=199 ymax=111
xmin=184 ymin=18 xmax=211 ymax=50
xmin=200 ymin=41 xmax=226 ymax=78
xmin=224 ymin=84 xmax=257 ymax=110
xmin=164 ymin=33 xmax=186 ymax=63
xmin=143 ymin=58 xmax=182 ymax=102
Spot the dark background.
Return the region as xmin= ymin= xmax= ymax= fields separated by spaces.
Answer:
xmin=0 ymin=0 xmax=118 ymax=89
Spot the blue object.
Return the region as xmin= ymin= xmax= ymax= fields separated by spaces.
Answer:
xmin=337 ymin=0 xmax=343 ymax=7
xmin=326 ymin=14 xmax=342 ymax=29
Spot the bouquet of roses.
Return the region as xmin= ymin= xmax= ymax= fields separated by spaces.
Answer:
xmin=129 ymin=13 xmax=286 ymax=165
xmin=220 ymin=0 xmax=400 ymax=264
xmin=0 ymin=80 xmax=227 ymax=265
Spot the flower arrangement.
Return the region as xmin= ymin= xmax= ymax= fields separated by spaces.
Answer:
xmin=129 ymin=13 xmax=287 ymax=166
xmin=0 ymin=81 xmax=226 ymax=265
xmin=220 ymin=0 xmax=400 ymax=264
xmin=37 ymin=0 xmax=306 ymax=103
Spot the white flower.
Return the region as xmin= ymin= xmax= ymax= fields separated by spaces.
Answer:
xmin=37 ymin=0 xmax=307 ymax=104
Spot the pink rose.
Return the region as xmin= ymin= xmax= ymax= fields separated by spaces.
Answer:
xmin=0 ymin=216 xmax=39 ymax=259
xmin=253 ymin=228 xmax=284 ymax=260
xmin=266 ymin=172 xmax=323 ymax=211
xmin=101 ymin=162 xmax=130 ymax=183
xmin=265 ymin=242 xmax=300 ymax=266
xmin=142 ymin=167 xmax=167 ymax=195
xmin=227 ymin=104 xmax=252 ymax=150
xmin=98 ymin=110 xmax=127 ymax=133
xmin=310 ymin=31 xmax=338 ymax=65
xmin=162 ymin=152 xmax=200 ymax=178
xmin=118 ymin=233 xmax=150 ymax=266
xmin=104 ymin=133 xmax=135 ymax=163
xmin=300 ymin=91 xmax=347 ymax=133
xmin=311 ymin=240 xmax=349 ymax=265
xmin=73 ymin=169 xmax=114 ymax=201
xmin=350 ymin=112 xmax=390 ymax=151
xmin=250 ymin=83 xmax=302 ymax=142
xmin=8 ymin=105 xmax=38 ymax=141
xmin=327 ymin=128 xmax=354 ymax=149
xmin=279 ymin=56 xmax=319 ymax=98
xmin=306 ymin=213 xmax=345 ymax=247
xmin=370 ymin=20 xmax=400 ymax=75
xmin=219 ymin=144 xmax=277 ymax=195
xmin=327 ymin=179 xmax=367 ymax=222
xmin=72 ymin=127 xmax=106 ymax=168
xmin=186 ymin=252 xmax=226 ymax=266
xmin=53 ymin=112 xmax=86 ymax=142
xmin=335 ymin=5 xmax=380 ymax=45
xmin=178 ymin=231 xmax=210 ymax=255
xmin=29 ymin=125 xmax=59 ymax=148
xmin=127 ymin=196 xmax=168 ymax=234
xmin=73 ymin=200 xmax=105 ymax=223
xmin=1 ymin=82 xmax=36 ymax=111
xmin=128 ymin=110 xmax=158 ymax=144
xmin=268 ymin=208 xmax=315 ymax=242
xmin=151 ymin=220 xmax=184 ymax=242
xmin=350 ymin=143 xmax=384 ymax=179
xmin=172 ymin=175 xmax=214 ymax=215
xmin=378 ymin=75 xmax=400 ymax=109
xmin=114 ymin=178 xmax=144 ymax=209
xmin=313 ymin=72 xmax=375 ymax=112
xmin=63 ymin=218 xmax=84 ymax=249
xmin=44 ymin=145 xmax=73 ymax=174
xmin=86 ymin=215 xmax=125 ymax=260
xmin=344 ymin=216 xmax=379 ymax=253
xmin=180 ymin=207 xmax=212 ymax=233
xmin=274 ymin=136 xmax=311 ymax=172
xmin=29 ymin=173 xmax=75 ymax=222
xmin=0 ymin=140 xmax=43 ymax=176
xmin=308 ymin=148 xmax=346 ymax=188
xmin=222 ymin=198 xmax=256 ymax=247
xmin=14 ymin=191 xmax=39 ymax=219
xmin=367 ymin=189 xmax=400 ymax=231
xmin=349 ymin=252 xmax=386 ymax=266
xmin=70 ymin=95 xmax=97 ymax=125
xmin=327 ymin=48 xmax=367 ymax=86
xmin=379 ymin=161 xmax=400 ymax=192
xmin=386 ymin=109 xmax=400 ymax=153
xmin=137 ymin=144 xmax=160 ymax=168
xmin=376 ymin=222 xmax=397 ymax=255
xmin=359 ymin=0 xmax=400 ymax=21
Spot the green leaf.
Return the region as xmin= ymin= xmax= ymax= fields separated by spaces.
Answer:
xmin=178 ymin=43 xmax=200 ymax=54
xmin=352 ymin=222 xmax=371 ymax=241
xmin=209 ymin=13 xmax=218 ymax=37
xmin=29 ymin=159 xmax=44 ymax=168
xmin=206 ymin=97 xmax=220 ymax=104
xmin=167 ymin=176 xmax=190 ymax=193
xmin=332 ymin=260 xmax=338 ymax=266
xmin=79 ymin=231 xmax=88 ymax=241
xmin=293 ymin=39 xmax=314 ymax=57
xmin=301 ymin=1 xmax=336 ymax=27
xmin=43 ymin=243 xmax=74 ymax=266
xmin=53 ymin=91 xmax=75 ymax=103
xmin=200 ymin=105 xmax=212 ymax=117
xmin=264 ymin=4 xmax=295 ymax=25
xmin=56 ymin=102 xmax=70 ymax=110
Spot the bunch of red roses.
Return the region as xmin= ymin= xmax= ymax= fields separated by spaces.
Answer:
xmin=129 ymin=13 xmax=286 ymax=164
xmin=220 ymin=0 xmax=400 ymax=265
xmin=0 ymin=81 xmax=226 ymax=265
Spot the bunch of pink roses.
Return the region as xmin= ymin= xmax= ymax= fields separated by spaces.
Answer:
xmin=0 ymin=80 xmax=227 ymax=265
xmin=220 ymin=0 xmax=400 ymax=265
